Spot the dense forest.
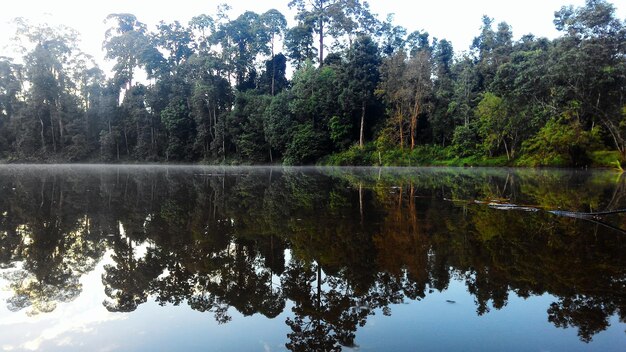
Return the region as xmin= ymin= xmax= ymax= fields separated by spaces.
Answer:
xmin=0 ymin=0 xmax=624 ymax=166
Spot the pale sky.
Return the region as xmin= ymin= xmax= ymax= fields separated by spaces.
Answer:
xmin=1 ymin=0 xmax=624 ymax=74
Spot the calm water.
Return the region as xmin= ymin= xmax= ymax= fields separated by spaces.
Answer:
xmin=0 ymin=165 xmax=624 ymax=351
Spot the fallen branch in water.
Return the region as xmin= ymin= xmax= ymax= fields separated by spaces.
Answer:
xmin=444 ymin=198 xmax=626 ymax=234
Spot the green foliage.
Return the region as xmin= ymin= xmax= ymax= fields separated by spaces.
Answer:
xmin=1 ymin=1 xmax=624 ymax=167
xmin=231 ymin=92 xmax=272 ymax=163
xmin=476 ymin=92 xmax=507 ymax=155
xmin=323 ymin=143 xmax=376 ymax=166
xmin=517 ymin=118 xmax=600 ymax=167
xmin=451 ymin=124 xmax=481 ymax=157
xmin=263 ymin=91 xmax=294 ymax=159
xmin=284 ymin=123 xmax=330 ymax=165
xmin=589 ymin=150 xmax=623 ymax=169
xmin=161 ymin=99 xmax=195 ymax=161
xmin=329 ymin=115 xmax=352 ymax=151
xmin=323 ymin=142 xmax=513 ymax=167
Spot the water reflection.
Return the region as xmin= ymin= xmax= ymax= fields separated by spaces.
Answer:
xmin=0 ymin=165 xmax=624 ymax=350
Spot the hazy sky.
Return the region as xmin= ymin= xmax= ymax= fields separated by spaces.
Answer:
xmin=1 ymin=0 xmax=624 ymax=72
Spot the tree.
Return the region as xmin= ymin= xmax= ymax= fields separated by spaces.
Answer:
xmin=284 ymin=24 xmax=317 ymax=69
xmin=189 ymin=14 xmax=215 ymax=53
xmin=230 ymin=92 xmax=271 ymax=162
xmin=375 ymin=14 xmax=406 ymax=56
xmin=155 ymin=20 xmax=193 ymax=71
xmin=288 ymin=0 xmax=372 ymax=66
xmin=551 ymin=0 xmax=626 ymax=157
xmin=475 ymin=92 xmax=509 ymax=158
xmin=377 ymin=51 xmax=409 ymax=148
xmin=161 ymin=96 xmax=196 ymax=161
xmin=0 ymin=57 xmax=22 ymax=155
xmin=13 ymin=18 xmax=97 ymax=156
xmin=213 ymin=11 xmax=269 ymax=90
xmin=430 ymin=39 xmax=456 ymax=146
xmin=259 ymin=53 xmax=289 ymax=95
xmin=519 ymin=117 xmax=600 ymax=166
xmin=188 ymin=54 xmax=233 ymax=160
xmin=103 ymin=14 xmax=154 ymax=90
xmin=261 ymin=9 xmax=288 ymax=95
xmin=264 ymin=91 xmax=295 ymax=160
xmin=0 ymin=57 xmax=22 ymax=121
xmin=339 ymin=35 xmax=380 ymax=148
xmin=405 ymin=45 xmax=433 ymax=149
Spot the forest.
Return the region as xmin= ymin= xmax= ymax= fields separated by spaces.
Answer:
xmin=0 ymin=0 xmax=624 ymax=166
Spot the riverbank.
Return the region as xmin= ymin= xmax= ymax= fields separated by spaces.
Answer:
xmin=1 ymin=146 xmax=623 ymax=170
xmin=319 ymin=144 xmax=624 ymax=169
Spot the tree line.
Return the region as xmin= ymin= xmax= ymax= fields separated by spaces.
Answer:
xmin=0 ymin=0 xmax=624 ymax=165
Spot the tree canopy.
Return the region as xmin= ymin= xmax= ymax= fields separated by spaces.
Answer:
xmin=0 ymin=0 xmax=624 ymax=166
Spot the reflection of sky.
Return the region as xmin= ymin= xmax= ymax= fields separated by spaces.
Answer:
xmin=0 ymin=255 xmax=624 ymax=350
xmin=357 ymin=280 xmax=626 ymax=352
xmin=0 ymin=250 xmax=125 ymax=351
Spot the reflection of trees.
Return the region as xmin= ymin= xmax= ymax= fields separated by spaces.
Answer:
xmin=331 ymin=168 xmax=626 ymax=343
xmin=283 ymin=259 xmax=385 ymax=352
xmin=0 ymin=171 xmax=107 ymax=315
xmin=0 ymin=166 xmax=624 ymax=346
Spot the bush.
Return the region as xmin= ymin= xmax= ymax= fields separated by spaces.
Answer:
xmin=451 ymin=124 xmax=481 ymax=157
xmin=323 ymin=144 xmax=375 ymax=166
xmin=284 ymin=124 xmax=330 ymax=165
xmin=590 ymin=150 xmax=623 ymax=169
xmin=517 ymin=119 xmax=600 ymax=167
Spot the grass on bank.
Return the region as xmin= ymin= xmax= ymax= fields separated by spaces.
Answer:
xmin=321 ymin=143 xmax=624 ymax=169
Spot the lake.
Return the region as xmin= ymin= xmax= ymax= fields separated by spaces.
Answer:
xmin=0 ymin=165 xmax=624 ymax=351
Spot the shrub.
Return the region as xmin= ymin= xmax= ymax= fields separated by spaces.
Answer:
xmin=517 ymin=119 xmax=600 ymax=167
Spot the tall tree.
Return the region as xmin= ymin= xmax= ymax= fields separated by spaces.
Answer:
xmin=551 ymin=0 xmax=626 ymax=156
xmin=340 ymin=35 xmax=381 ymax=148
xmin=430 ymin=39 xmax=456 ymax=146
xmin=405 ymin=47 xmax=434 ymax=149
xmin=13 ymin=18 xmax=97 ymax=156
xmin=103 ymin=14 xmax=154 ymax=90
xmin=213 ymin=11 xmax=269 ymax=90
xmin=284 ymin=24 xmax=317 ymax=69
xmin=377 ymin=51 xmax=409 ymax=149
xmin=288 ymin=0 xmax=371 ymax=66
xmin=261 ymin=9 xmax=287 ymax=95
xmin=188 ymin=14 xmax=215 ymax=53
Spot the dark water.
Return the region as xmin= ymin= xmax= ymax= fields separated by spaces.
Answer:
xmin=0 ymin=165 xmax=624 ymax=351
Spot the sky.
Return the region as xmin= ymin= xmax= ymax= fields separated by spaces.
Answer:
xmin=0 ymin=0 xmax=624 ymax=75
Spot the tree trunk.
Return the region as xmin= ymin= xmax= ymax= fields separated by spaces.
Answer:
xmin=410 ymin=114 xmax=416 ymax=150
xmin=318 ymin=16 xmax=324 ymax=67
xmin=503 ymin=138 xmax=510 ymax=161
xmin=398 ymin=112 xmax=404 ymax=150
xmin=50 ymin=112 xmax=56 ymax=153
xmin=602 ymin=119 xmax=625 ymax=157
xmin=151 ymin=126 xmax=155 ymax=152
xmin=359 ymin=101 xmax=366 ymax=149
xmin=39 ymin=116 xmax=46 ymax=152
xmin=57 ymin=99 xmax=64 ymax=150
xmin=271 ymin=35 xmax=276 ymax=96
xmin=123 ymin=127 xmax=130 ymax=156
xmin=213 ymin=105 xmax=218 ymax=138
xmin=411 ymin=100 xmax=420 ymax=150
